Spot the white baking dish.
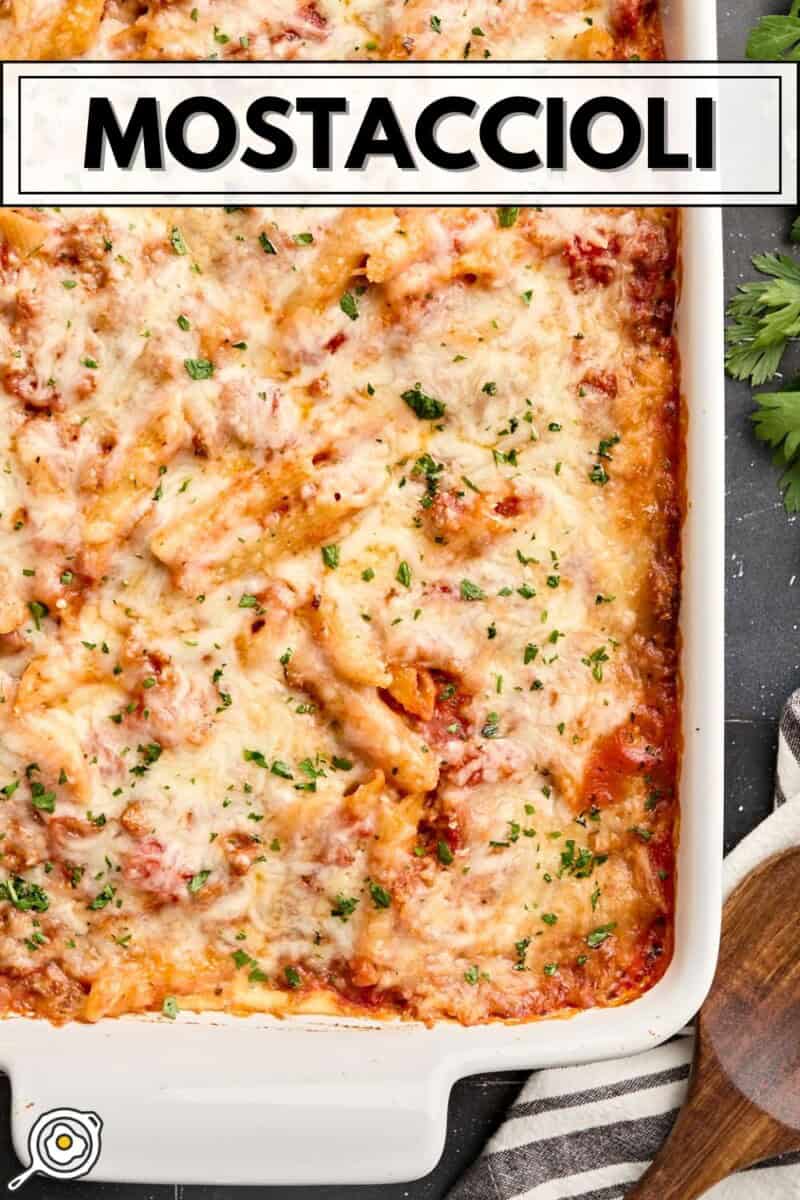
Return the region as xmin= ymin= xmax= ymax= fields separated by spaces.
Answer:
xmin=0 ymin=9 xmax=723 ymax=1188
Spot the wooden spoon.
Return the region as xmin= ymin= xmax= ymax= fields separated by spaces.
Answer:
xmin=628 ymin=847 xmax=800 ymax=1200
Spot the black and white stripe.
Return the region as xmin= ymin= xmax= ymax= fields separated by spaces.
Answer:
xmin=449 ymin=693 xmax=800 ymax=1200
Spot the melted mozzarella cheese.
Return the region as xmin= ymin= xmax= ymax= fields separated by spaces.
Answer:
xmin=0 ymin=203 xmax=680 ymax=1024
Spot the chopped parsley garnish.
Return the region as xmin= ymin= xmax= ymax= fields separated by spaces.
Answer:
xmin=30 ymin=781 xmax=55 ymax=813
xmin=559 ymin=840 xmax=606 ymax=879
xmin=88 ymin=885 xmax=115 ymax=910
xmin=184 ymin=358 xmax=214 ymax=381
xmin=177 ymin=314 xmax=191 ymax=331
xmin=130 ymin=742 xmax=162 ymax=777
xmin=581 ymin=646 xmax=609 ymax=682
xmin=294 ymin=232 xmax=314 ymax=245
xmin=396 ymin=560 xmax=412 ymax=588
xmin=513 ymin=936 xmax=531 ymax=970
xmin=170 ymin=226 xmax=189 ymax=255
xmin=597 ymin=433 xmax=621 ymax=459
xmin=481 ymin=712 xmax=499 ymax=738
xmin=285 ymin=965 xmax=302 ymax=989
xmin=464 ymin=965 xmax=480 ymax=985
xmin=259 ymin=232 xmax=277 ymax=255
xmin=322 ymin=544 xmax=340 ymax=569
xmin=243 ymin=748 xmax=268 ymax=769
xmin=430 ymin=14 xmax=442 ymax=31
xmin=28 ymin=600 xmax=49 ymax=631
xmin=412 ymin=453 xmax=444 ymax=507
xmin=331 ymin=894 xmax=359 ymax=921
xmin=459 ymin=579 xmax=485 ymax=601
xmin=369 ymin=881 xmax=392 ymax=908
xmin=0 ymin=876 xmax=49 ymax=912
xmin=402 ymin=383 xmax=446 ymax=420
xmin=436 ymin=840 xmax=454 ymax=865
xmin=162 ymin=996 xmax=179 ymax=1019
xmin=586 ymin=922 xmax=617 ymax=948
xmin=497 ymin=207 xmax=520 ymax=228
xmin=187 ymin=870 xmax=211 ymax=894
xmin=340 ymin=291 xmax=359 ymax=320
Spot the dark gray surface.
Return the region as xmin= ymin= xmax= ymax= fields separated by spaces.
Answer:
xmin=1 ymin=5 xmax=795 ymax=1195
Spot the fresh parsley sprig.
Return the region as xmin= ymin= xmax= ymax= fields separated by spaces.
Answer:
xmin=746 ymin=0 xmax=800 ymax=60
xmin=750 ymin=387 xmax=800 ymax=511
xmin=726 ymin=251 xmax=800 ymax=511
xmin=728 ymin=4 xmax=800 ymax=511
xmin=725 ymin=253 xmax=800 ymax=387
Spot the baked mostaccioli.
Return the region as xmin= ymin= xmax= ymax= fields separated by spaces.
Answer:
xmin=0 ymin=204 xmax=681 ymax=1022
xmin=0 ymin=0 xmax=665 ymax=61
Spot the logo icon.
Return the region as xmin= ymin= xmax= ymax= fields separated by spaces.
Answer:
xmin=8 ymin=1108 xmax=103 ymax=1190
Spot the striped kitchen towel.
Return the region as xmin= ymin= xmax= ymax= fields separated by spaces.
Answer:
xmin=449 ymin=692 xmax=800 ymax=1200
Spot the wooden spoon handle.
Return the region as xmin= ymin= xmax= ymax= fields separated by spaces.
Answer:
xmin=627 ymin=1143 xmax=724 ymax=1199
xmin=625 ymin=1107 xmax=730 ymax=1200
xmin=626 ymin=1082 xmax=797 ymax=1200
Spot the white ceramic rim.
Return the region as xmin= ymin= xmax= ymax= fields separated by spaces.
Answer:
xmin=0 ymin=7 xmax=724 ymax=1186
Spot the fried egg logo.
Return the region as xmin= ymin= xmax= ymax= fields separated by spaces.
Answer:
xmin=8 ymin=1108 xmax=102 ymax=1190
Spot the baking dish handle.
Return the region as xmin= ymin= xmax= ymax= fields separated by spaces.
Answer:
xmin=1 ymin=1020 xmax=457 ymax=1186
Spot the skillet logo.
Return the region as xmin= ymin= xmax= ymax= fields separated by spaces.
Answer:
xmin=7 ymin=1108 xmax=103 ymax=1190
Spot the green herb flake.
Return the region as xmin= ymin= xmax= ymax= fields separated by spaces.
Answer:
xmin=170 ymin=226 xmax=189 ymax=255
xmin=369 ymin=881 xmax=392 ymax=908
xmin=402 ymin=382 xmax=446 ymax=420
xmin=162 ymin=995 xmax=179 ymax=1019
xmin=437 ymin=839 xmax=454 ymax=865
xmin=331 ymin=893 xmax=359 ymax=921
xmin=184 ymin=358 xmax=214 ymax=381
xmin=586 ymin=922 xmax=617 ymax=949
xmin=28 ymin=600 xmax=49 ymax=631
xmin=497 ymin=207 xmax=520 ymax=228
xmin=340 ymin=291 xmax=359 ymax=320
xmin=459 ymin=579 xmax=485 ymax=601
xmin=88 ymin=885 xmax=115 ymax=911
